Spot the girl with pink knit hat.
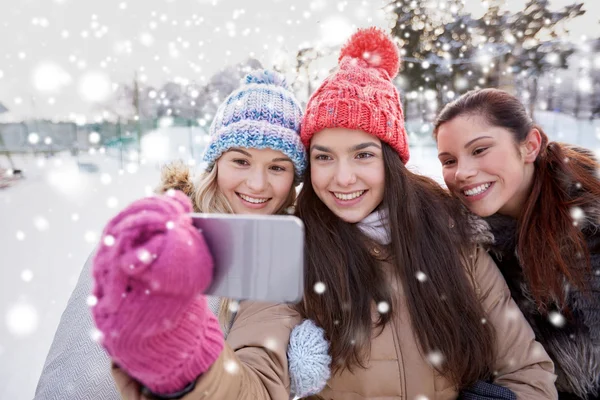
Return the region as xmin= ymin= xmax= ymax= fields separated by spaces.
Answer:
xmin=91 ymin=31 xmax=558 ymax=399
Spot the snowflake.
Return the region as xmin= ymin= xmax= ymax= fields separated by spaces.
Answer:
xmin=228 ymin=300 xmax=240 ymax=313
xmin=548 ymin=311 xmax=566 ymax=328
xmin=28 ymin=132 xmax=40 ymax=145
xmin=103 ymin=235 xmax=115 ymax=247
xmin=570 ymin=206 xmax=585 ymax=226
xmin=264 ymin=337 xmax=279 ymax=351
xmin=6 ymin=303 xmax=38 ymax=336
xmin=87 ymin=295 xmax=98 ymax=307
xmin=377 ymin=301 xmax=390 ymax=314
xmin=90 ymin=328 xmax=103 ymax=343
xmin=137 ymin=249 xmax=152 ymax=264
xmin=32 ymin=62 xmax=70 ymax=92
xmin=314 ymin=282 xmax=326 ymax=294
xmin=504 ymin=305 xmax=521 ymax=321
xmin=34 ymin=216 xmax=50 ymax=231
xmin=106 ymin=197 xmax=119 ymax=209
xmin=84 ymin=231 xmax=98 ymax=243
xmin=21 ymin=270 xmax=34 ymax=282
xmin=426 ymin=350 xmax=444 ymax=367
xmin=224 ymin=359 xmax=239 ymax=374
xmin=89 ymin=132 xmax=101 ymax=144
xmin=415 ymin=271 xmax=427 ymax=282
xmin=78 ymin=71 xmax=112 ymax=102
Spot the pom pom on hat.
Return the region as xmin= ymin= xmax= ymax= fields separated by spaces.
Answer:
xmin=244 ymin=69 xmax=291 ymax=90
xmin=339 ymin=27 xmax=401 ymax=79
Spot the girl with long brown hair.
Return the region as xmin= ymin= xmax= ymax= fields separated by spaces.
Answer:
xmin=435 ymin=88 xmax=600 ymax=399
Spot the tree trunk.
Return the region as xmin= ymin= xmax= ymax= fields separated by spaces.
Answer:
xmin=547 ymin=76 xmax=554 ymax=112
xmin=529 ymin=76 xmax=538 ymax=120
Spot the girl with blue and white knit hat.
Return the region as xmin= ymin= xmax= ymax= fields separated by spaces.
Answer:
xmin=90 ymin=69 xmax=330 ymax=399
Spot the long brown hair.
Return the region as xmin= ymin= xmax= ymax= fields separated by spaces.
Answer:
xmin=433 ymin=88 xmax=600 ymax=311
xmin=295 ymin=144 xmax=495 ymax=388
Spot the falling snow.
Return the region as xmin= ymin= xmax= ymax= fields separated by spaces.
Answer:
xmin=426 ymin=350 xmax=445 ymax=367
xmin=1 ymin=1 xmax=599 ymax=398
xmin=548 ymin=311 xmax=566 ymax=327
xmin=103 ymin=234 xmax=115 ymax=246
xmin=314 ymin=281 xmax=326 ymax=294
xmin=21 ymin=270 xmax=34 ymax=282
xmin=228 ymin=300 xmax=240 ymax=313
xmin=33 ymin=216 xmax=50 ymax=231
xmin=6 ymin=303 xmax=39 ymax=336
xmin=86 ymin=295 xmax=98 ymax=307
xmin=570 ymin=206 xmax=585 ymax=225
xmin=224 ymin=359 xmax=239 ymax=374
xmin=377 ymin=301 xmax=390 ymax=314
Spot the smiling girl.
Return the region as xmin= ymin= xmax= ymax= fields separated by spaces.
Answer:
xmin=435 ymin=88 xmax=600 ymax=399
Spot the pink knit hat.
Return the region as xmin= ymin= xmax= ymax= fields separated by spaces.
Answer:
xmin=300 ymin=27 xmax=409 ymax=164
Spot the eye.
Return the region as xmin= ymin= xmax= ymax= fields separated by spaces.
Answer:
xmin=442 ymin=159 xmax=456 ymax=166
xmin=233 ymin=159 xmax=249 ymax=166
xmin=270 ymin=165 xmax=286 ymax=172
xmin=314 ymin=154 xmax=332 ymax=161
xmin=473 ymin=147 xmax=488 ymax=156
xmin=356 ymin=152 xmax=374 ymax=159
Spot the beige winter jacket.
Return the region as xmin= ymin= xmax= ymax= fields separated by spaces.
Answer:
xmin=111 ymin=244 xmax=557 ymax=400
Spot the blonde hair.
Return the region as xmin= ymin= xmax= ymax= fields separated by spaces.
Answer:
xmin=192 ymin=163 xmax=297 ymax=333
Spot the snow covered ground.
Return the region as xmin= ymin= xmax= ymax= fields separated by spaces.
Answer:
xmin=1 ymin=114 xmax=599 ymax=400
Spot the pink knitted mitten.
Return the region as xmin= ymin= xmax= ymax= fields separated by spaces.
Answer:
xmin=91 ymin=190 xmax=224 ymax=395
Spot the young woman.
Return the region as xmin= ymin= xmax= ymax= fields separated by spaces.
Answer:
xmin=35 ymin=69 xmax=329 ymax=400
xmin=93 ymin=30 xmax=557 ymax=399
xmin=435 ymin=88 xmax=600 ymax=399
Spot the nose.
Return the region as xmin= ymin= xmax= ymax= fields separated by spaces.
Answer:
xmin=334 ymin=160 xmax=357 ymax=187
xmin=246 ymin=167 xmax=268 ymax=193
xmin=454 ymin=158 xmax=477 ymax=183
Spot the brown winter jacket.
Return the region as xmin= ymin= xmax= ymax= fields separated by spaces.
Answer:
xmin=111 ymin=243 xmax=557 ymax=400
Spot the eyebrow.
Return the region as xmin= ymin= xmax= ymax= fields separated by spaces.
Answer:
xmin=228 ymin=148 xmax=292 ymax=163
xmin=272 ymin=157 xmax=293 ymax=163
xmin=228 ymin=148 xmax=251 ymax=157
xmin=438 ymin=136 xmax=493 ymax=158
xmin=310 ymin=142 xmax=381 ymax=153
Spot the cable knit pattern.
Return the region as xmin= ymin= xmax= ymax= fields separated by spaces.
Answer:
xmin=300 ymin=27 xmax=409 ymax=164
xmin=91 ymin=191 xmax=224 ymax=395
xmin=203 ymin=69 xmax=307 ymax=179
xmin=203 ymin=120 xmax=306 ymax=180
xmin=288 ymin=319 xmax=332 ymax=397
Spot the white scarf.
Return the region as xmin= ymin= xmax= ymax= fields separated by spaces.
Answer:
xmin=356 ymin=208 xmax=391 ymax=245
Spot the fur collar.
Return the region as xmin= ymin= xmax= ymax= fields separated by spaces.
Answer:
xmin=155 ymin=161 xmax=198 ymax=206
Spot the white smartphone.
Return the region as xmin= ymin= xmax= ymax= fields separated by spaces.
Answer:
xmin=190 ymin=213 xmax=305 ymax=303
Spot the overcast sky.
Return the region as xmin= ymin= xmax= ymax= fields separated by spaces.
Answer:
xmin=0 ymin=0 xmax=597 ymax=122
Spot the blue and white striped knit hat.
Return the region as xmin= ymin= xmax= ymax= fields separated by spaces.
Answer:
xmin=202 ymin=69 xmax=307 ymax=181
